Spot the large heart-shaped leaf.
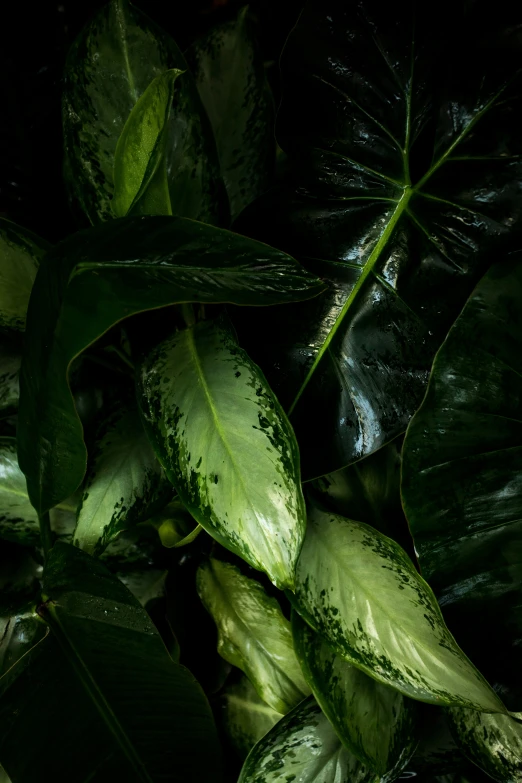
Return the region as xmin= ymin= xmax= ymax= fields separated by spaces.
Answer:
xmin=292 ymin=610 xmax=417 ymax=778
xmin=17 ymin=215 xmax=324 ymax=516
xmin=238 ymin=696 xmax=376 ymax=783
xmin=290 ymin=499 xmax=504 ymax=712
xmin=187 ymin=7 xmax=275 ymax=221
xmin=112 ymin=69 xmax=182 ymax=218
xmin=196 ymin=558 xmax=309 ymax=712
xmin=447 ymin=708 xmax=522 ymax=783
xmin=401 ymin=259 xmax=522 ymax=709
xmin=220 ymin=674 xmax=283 ymax=761
xmin=62 ymin=0 xmax=224 ymax=225
xmin=0 ymin=542 xmax=221 ymax=782
xmin=74 ymin=402 xmax=172 ymax=556
xmin=138 ymin=317 xmax=307 ymax=589
xmin=233 ymin=0 xmax=522 ymax=479
xmin=0 ymin=219 xmax=49 ymax=332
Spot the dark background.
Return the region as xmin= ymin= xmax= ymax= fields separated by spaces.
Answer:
xmin=0 ymin=0 xmax=303 ymax=243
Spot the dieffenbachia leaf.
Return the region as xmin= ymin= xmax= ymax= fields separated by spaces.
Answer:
xmin=187 ymin=7 xmax=274 ymax=221
xmin=239 ymin=696 xmax=377 ymax=783
xmin=17 ymin=215 xmax=324 ymax=516
xmin=447 ymin=708 xmax=522 ymax=782
xmin=0 ymin=340 xmax=21 ymax=417
xmin=138 ymin=317 xmax=307 ymax=589
xmin=232 ymin=0 xmax=522 ymax=479
xmin=0 ymin=542 xmax=221 ymax=782
xmin=0 ymin=438 xmax=76 ymax=547
xmin=62 ymin=0 xmax=224 ymax=225
xmin=290 ymin=500 xmax=504 ymax=712
xmin=292 ymin=610 xmax=417 ymax=778
xmin=196 ymin=558 xmax=309 ymax=712
xmin=112 ymin=69 xmax=183 ymax=218
xmin=401 ymin=260 xmax=522 ymax=709
xmin=220 ymin=674 xmax=283 ymax=761
xmin=74 ymin=402 xmax=172 ymax=556
xmin=0 ymin=218 xmax=49 ymax=332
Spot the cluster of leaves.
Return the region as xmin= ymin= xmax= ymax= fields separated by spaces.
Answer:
xmin=0 ymin=0 xmax=521 ymax=781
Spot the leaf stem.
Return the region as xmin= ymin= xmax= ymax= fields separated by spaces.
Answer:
xmin=180 ymin=303 xmax=196 ymax=328
xmin=39 ymin=511 xmax=53 ymax=560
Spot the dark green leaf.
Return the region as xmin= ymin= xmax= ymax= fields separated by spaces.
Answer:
xmin=0 ymin=218 xmax=49 ymax=332
xmin=233 ymin=0 xmax=522 ymax=479
xmin=0 ymin=437 xmax=76 ymax=546
xmin=187 ymin=7 xmax=275 ymax=221
xmin=405 ymin=705 xmax=467 ymax=778
xmin=74 ymin=402 xmax=172 ymax=556
xmin=238 ymin=696 xmax=377 ymax=783
xmin=290 ymin=500 xmax=504 ymax=712
xmin=0 ymin=542 xmax=221 ymax=782
xmin=447 ymin=708 xmax=522 ymax=782
xmin=220 ymin=674 xmax=283 ymax=761
xmin=292 ymin=610 xmax=417 ymax=778
xmin=112 ymin=69 xmax=183 ymax=217
xmin=0 ymin=341 xmax=21 ymax=417
xmin=62 ymin=0 xmax=223 ymax=224
xmin=196 ymin=558 xmax=309 ymax=713
xmin=17 ymin=215 xmax=324 ymax=516
xmin=401 ymin=259 xmax=522 ymax=709
xmin=138 ymin=316 xmax=307 ymax=589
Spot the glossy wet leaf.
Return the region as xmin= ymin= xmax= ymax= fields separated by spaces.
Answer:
xmin=63 ymin=0 xmax=223 ymax=225
xmin=220 ymin=674 xmax=283 ymax=761
xmin=238 ymin=696 xmax=377 ymax=783
xmin=0 ymin=542 xmax=221 ymax=783
xmin=112 ymin=69 xmax=182 ymax=217
xmin=0 ymin=437 xmax=76 ymax=546
xmin=291 ymin=501 xmax=504 ymax=712
xmin=17 ymin=216 xmax=324 ymax=516
xmin=0 ymin=341 xmax=21 ymax=417
xmin=292 ymin=610 xmax=417 ymax=778
xmin=447 ymin=708 xmax=522 ymax=782
xmin=138 ymin=317 xmax=307 ymax=589
xmin=402 ymin=259 xmax=522 ymax=709
xmin=233 ymin=0 xmax=522 ymax=479
xmin=187 ymin=7 xmax=274 ymax=221
xmin=74 ymin=402 xmax=172 ymax=556
xmin=196 ymin=558 xmax=309 ymax=712
xmin=0 ymin=218 xmax=49 ymax=332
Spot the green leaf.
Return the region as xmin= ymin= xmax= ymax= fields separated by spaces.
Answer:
xmin=146 ymin=498 xmax=201 ymax=548
xmin=0 ymin=541 xmax=221 ymax=782
xmin=233 ymin=0 xmax=522 ymax=479
xmin=138 ymin=317 xmax=307 ymax=589
xmin=292 ymin=610 xmax=418 ymax=778
xmin=112 ymin=69 xmax=183 ymax=217
xmin=401 ymin=259 xmax=522 ymax=709
xmin=196 ymin=558 xmax=309 ymax=712
xmin=238 ymin=696 xmax=377 ymax=783
xmin=220 ymin=674 xmax=283 ymax=761
xmin=187 ymin=7 xmax=274 ymax=221
xmin=447 ymin=708 xmax=522 ymax=783
xmin=406 ymin=705 xmax=467 ymax=778
xmin=62 ymin=0 xmax=223 ymax=225
xmin=290 ymin=500 xmax=504 ymax=712
xmin=0 ymin=340 xmax=21 ymax=417
xmin=74 ymin=402 xmax=172 ymax=556
xmin=0 ymin=218 xmax=49 ymax=332
xmin=0 ymin=437 xmax=76 ymax=547
xmin=17 ymin=215 xmax=324 ymax=516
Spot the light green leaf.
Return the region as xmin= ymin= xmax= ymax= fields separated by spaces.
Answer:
xmin=112 ymin=69 xmax=183 ymax=217
xmin=291 ymin=501 xmax=505 ymax=713
xmin=0 ymin=219 xmax=49 ymax=332
xmin=0 ymin=437 xmax=76 ymax=547
xmin=221 ymin=674 xmax=283 ymax=761
xmin=187 ymin=7 xmax=274 ymax=220
xmin=138 ymin=316 xmax=306 ymax=589
xmin=146 ymin=498 xmax=201 ymax=548
xmin=447 ymin=707 xmax=522 ymax=782
xmin=292 ymin=610 xmax=418 ymax=779
xmin=239 ymin=696 xmax=377 ymax=783
xmin=74 ymin=403 xmax=172 ymax=556
xmin=0 ymin=341 xmax=21 ymax=417
xmin=196 ymin=558 xmax=309 ymax=713
xmin=63 ymin=0 xmax=223 ymax=225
